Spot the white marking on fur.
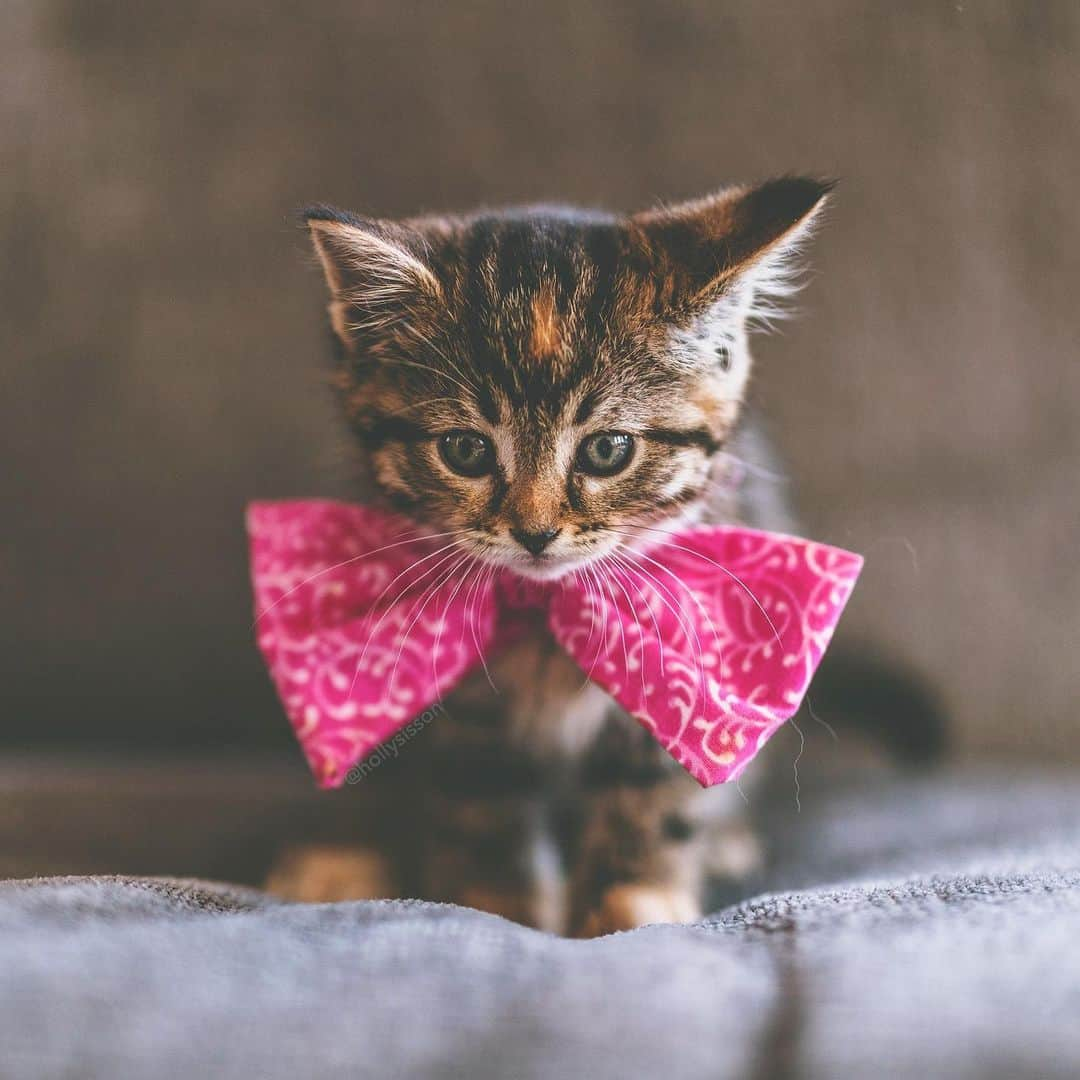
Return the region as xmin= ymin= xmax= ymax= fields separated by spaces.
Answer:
xmin=725 ymin=205 xmax=825 ymax=333
xmin=666 ymin=206 xmax=825 ymax=401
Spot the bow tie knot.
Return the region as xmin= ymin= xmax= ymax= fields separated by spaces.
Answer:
xmin=248 ymin=501 xmax=862 ymax=789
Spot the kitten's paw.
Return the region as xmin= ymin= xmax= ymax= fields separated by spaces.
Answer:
xmin=264 ymin=845 xmax=393 ymax=903
xmin=579 ymin=884 xmax=701 ymax=937
xmin=708 ymin=823 xmax=765 ymax=880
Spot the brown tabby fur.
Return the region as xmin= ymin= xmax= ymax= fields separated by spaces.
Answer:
xmin=268 ymin=178 xmax=831 ymax=934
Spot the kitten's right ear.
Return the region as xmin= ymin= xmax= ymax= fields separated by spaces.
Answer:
xmin=302 ymin=205 xmax=442 ymax=350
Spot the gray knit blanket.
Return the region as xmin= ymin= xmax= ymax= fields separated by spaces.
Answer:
xmin=2 ymin=770 xmax=1078 ymax=1079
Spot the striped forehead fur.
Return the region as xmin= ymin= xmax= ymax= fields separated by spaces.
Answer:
xmin=303 ymin=178 xmax=830 ymax=575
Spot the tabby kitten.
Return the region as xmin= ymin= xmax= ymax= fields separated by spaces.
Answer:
xmin=271 ymin=177 xmax=830 ymax=934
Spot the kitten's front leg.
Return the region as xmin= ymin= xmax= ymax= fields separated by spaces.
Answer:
xmin=420 ymin=790 xmax=567 ymax=932
xmin=576 ymin=812 xmax=763 ymax=936
xmin=570 ymin=725 xmax=761 ymax=936
xmin=570 ymin=775 xmax=709 ymax=936
xmin=417 ymin=700 xmax=567 ymax=931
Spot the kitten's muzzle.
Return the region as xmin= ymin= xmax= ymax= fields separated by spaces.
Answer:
xmin=510 ymin=527 xmax=561 ymax=556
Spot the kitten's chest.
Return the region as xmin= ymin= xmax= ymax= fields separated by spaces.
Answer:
xmin=450 ymin=622 xmax=614 ymax=758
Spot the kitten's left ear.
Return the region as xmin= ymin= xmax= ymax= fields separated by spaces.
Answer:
xmin=303 ymin=205 xmax=444 ymax=351
xmin=631 ymin=176 xmax=834 ymax=323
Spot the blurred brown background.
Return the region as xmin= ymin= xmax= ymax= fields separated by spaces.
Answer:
xmin=2 ymin=0 xmax=1078 ymax=765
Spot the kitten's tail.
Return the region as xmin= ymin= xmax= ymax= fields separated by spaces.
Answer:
xmin=806 ymin=649 xmax=948 ymax=765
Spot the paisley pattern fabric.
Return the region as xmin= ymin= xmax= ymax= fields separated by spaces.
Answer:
xmin=248 ymin=501 xmax=863 ymax=788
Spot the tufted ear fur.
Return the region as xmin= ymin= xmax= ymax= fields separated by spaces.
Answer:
xmin=303 ymin=205 xmax=444 ymax=351
xmin=631 ymin=176 xmax=833 ymax=329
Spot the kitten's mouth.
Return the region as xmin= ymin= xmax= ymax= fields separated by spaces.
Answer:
xmin=478 ymin=539 xmax=618 ymax=583
xmin=513 ymin=552 xmax=578 ymax=582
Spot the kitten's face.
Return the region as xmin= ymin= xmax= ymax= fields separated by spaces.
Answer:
xmin=306 ymin=179 xmax=828 ymax=579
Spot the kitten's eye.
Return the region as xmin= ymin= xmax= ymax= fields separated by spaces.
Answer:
xmin=716 ymin=344 xmax=732 ymax=372
xmin=575 ymin=432 xmax=634 ymax=477
xmin=439 ymin=430 xmax=495 ymax=477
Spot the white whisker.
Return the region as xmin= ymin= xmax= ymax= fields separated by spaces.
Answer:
xmin=386 ymin=551 xmax=472 ymax=699
xmin=602 ymin=555 xmax=649 ymax=700
xmin=462 ymin=557 xmax=498 ymax=692
xmin=378 ymin=356 xmax=478 ymax=402
xmin=615 ymin=524 xmax=784 ymax=651
xmin=607 ymin=552 xmax=664 ymax=678
xmin=347 ymin=538 xmax=473 ymax=700
xmin=613 ymin=541 xmax=723 ymax=664
xmin=386 ymin=396 xmax=463 ymax=416
xmin=593 ymin=556 xmax=633 ymax=700
xmin=610 ymin=543 xmax=709 ymax=701
xmin=396 ymin=320 xmax=480 ymax=393
xmin=431 ymin=550 xmax=483 ymax=692
xmin=252 ymin=528 xmax=467 ymax=627
xmin=572 ymin=564 xmax=607 ymax=693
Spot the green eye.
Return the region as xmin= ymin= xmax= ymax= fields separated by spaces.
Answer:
xmin=439 ymin=430 xmax=495 ymax=477
xmin=576 ymin=432 xmax=634 ymax=477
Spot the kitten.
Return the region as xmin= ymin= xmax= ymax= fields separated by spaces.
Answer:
xmin=269 ymin=178 xmax=830 ymax=934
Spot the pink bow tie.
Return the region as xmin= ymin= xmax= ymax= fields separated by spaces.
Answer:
xmin=248 ymin=501 xmax=862 ymax=789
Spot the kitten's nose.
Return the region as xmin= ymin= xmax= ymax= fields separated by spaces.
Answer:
xmin=511 ymin=527 xmax=561 ymax=556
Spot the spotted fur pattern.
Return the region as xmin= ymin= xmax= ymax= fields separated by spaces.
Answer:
xmin=272 ymin=178 xmax=831 ymax=934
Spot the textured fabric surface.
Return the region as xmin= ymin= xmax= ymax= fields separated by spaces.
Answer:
xmin=248 ymin=500 xmax=862 ymax=787
xmin=2 ymin=770 xmax=1078 ymax=1079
